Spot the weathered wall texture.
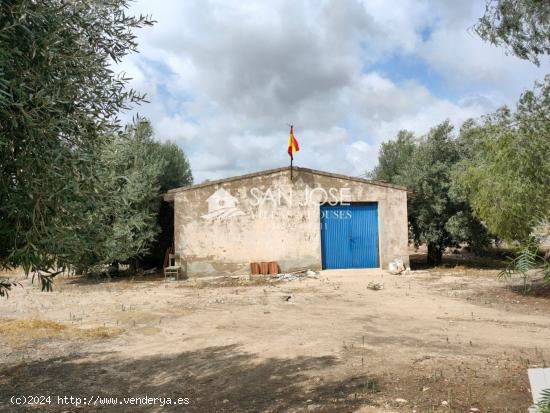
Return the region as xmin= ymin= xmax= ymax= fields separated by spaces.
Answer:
xmin=168 ymin=168 xmax=408 ymax=277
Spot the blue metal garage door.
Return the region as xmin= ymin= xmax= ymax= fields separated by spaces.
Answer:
xmin=320 ymin=203 xmax=379 ymax=269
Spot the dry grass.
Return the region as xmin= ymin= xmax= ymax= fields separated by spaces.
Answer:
xmin=0 ymin=318 xmax=122 ymax=348
xmin=180 ymin=275 xmax=283 ymax=289
xmin=2 ymin=255 xmax=548 ymax=412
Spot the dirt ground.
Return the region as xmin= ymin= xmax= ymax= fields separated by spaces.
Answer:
xmin=1 ymin=253 xmax=549 ymax=413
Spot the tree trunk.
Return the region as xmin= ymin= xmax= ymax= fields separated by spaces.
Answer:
xmin=427 ymin=243 xmax=443 ymax=266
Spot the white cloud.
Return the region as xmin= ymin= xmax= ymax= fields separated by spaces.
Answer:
xmin=345 ymin=140 xmax=378 ymax=174
xmin=155 ymin=116 xmax=199 ymax=143
xmin=117 ymin=0 xmax=549 ymax=182
xmin=419 ymin=24 xmax=548 ymax=99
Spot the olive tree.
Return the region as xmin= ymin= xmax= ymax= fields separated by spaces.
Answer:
xmin=0 ymin=0 xmax=153 ymax=293
xmin=475 ymin=0 xmax=550 ymax=66
xmin=370 ymin=122 xmax=492 ymax=265
xmin=453 ymin=76 xmax=550 ymax=243
xmin=454 ymin=77 xmax=550 ymax=287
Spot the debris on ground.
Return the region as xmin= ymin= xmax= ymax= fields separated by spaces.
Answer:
xmin=367 ymin=282 xmax=384 ymax=290
xmin=274 ymin=274 xmax=300 ymax=281
xmin=273 ymin=268 xmax=318 ymax=282
xmin=388 ymin=259 xmax=406 ymax=274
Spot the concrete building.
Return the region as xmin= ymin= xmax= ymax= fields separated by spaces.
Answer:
xmin=163 ymin=167 xmax=409 ymax=277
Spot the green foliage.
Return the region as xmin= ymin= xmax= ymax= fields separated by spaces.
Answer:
xmin=499 ymin=238 xmax=550 ymax=293
xmin=444 ymin=211 xmax=492 ymax=256
xmin=475 ymin=0 xmax=550 ymax=65
xmin=71 ymin=118 xmax=167 ymax=274
xmin=367 ymin=130 xmax=415 ymax=183
xmin=454 ymin=76 xmax=550 ymax=242
xmin=101 ymin=121 xmax=164 ymax=265
xmin=151 ymin=140 xmax=193 ymax=193
xmin=1 ymin=111 xmax=193 ymax=288
xmin=0 ymin=279 xmax=20 ymax=298
xmin=536 ymin=388 xmax=550 ymax=413
xmin=406 ymin=122 xmax=471 ymax=264
xmin=142 ymin=140 xmax=193 ymax=269
xmin=0 ymin=0 xmax=153 ymax=293
xmin=370 ymin=122 xmax=492 ymax=265
xmin=374 ymin=78 xmax=550 ymax=267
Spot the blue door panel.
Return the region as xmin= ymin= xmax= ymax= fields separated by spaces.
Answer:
xmin=320 ymin=204 xmax=379 ymax=269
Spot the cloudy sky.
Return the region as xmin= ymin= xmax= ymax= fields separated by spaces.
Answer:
xmin=119 ymin=0 xmax=549 ymax=183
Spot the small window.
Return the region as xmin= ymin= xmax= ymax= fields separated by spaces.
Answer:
xmin=219 ymin=200 xmax=225 ymax=207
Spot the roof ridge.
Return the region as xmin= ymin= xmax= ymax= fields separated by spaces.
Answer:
xmin=163 ymin=166 xmax=407 ymax=200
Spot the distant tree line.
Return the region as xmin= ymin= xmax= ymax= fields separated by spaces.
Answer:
xmin=368 ymin=121 xmax=492 ymax=265
xmin=369 ymin=77 xmax=549 ymax=263
xmin=369 ymin=0 xmax=550 ymax=284
xmin=369 ymin=76 xmax=550 ymax=286
xmin=0 ymin=0 xmax=192 ymax=296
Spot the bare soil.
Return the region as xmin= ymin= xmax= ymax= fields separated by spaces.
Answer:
xmin=1 ymin=254 xmax=549 ymax=413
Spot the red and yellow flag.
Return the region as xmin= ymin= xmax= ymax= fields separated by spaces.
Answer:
xmin=287 ymin=126 xmax=300 ymax=160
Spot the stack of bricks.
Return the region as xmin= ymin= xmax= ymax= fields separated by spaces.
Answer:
xmin=250 ymin=261 xmax=278 ymax=275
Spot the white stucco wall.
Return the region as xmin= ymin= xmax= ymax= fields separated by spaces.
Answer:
xmin=171 ymin=168 xmax=408 ymax=277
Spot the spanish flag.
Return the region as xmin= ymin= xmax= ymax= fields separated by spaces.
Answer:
xmin=287 ymin=125 xmax=300 ymax=160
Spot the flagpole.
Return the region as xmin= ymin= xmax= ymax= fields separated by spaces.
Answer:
xmin=289 ymin=123 xmax=293 ymax=181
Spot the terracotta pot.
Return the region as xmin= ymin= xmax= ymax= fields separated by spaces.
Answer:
xmin=250 ymin=262 xmax=260 ymax=275
xmin=260 ymin=262 xmax=269 ymax=275
xmin=268 ymin=261 xmax=279 ymax=275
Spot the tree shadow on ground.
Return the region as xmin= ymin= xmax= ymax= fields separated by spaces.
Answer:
xmin=0 ymin=345 xmax=379 ymax=412
xmin=64 ymin=272 xmax=166 ymax=286
xmin=410 ymin=251 xmax=508 ymax=271
xmin=508 ymin=279 xmax=550 ymax=298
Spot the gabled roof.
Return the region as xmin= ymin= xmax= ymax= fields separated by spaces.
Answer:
xmin=163 ymin=166 xmax=408 ymax=201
